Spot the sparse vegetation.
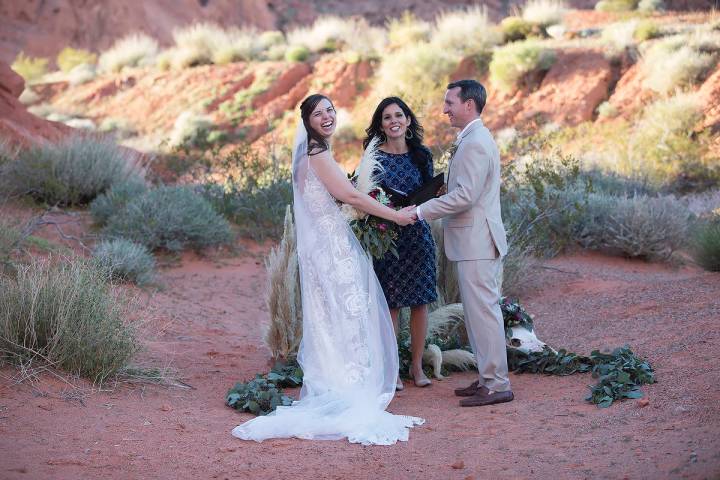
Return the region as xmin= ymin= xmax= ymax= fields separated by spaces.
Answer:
xmin=11 ymin=53 xmax=49 ymax=83
xmin=634 ymin=20 xmax=661 ymax=42
xmin=103 ymin=185 xmax=234 ymax=252
xmin=0 ymin=257 xmax=137 ymax=382
xmin=57 ymin=47 xmax=97 ymax=73
xmin=287 ymin=16 xmax=386 ymax=57
xmin=691 ymin=216 xmax=720 ymax=271
xmin=595 ymin=0 xmax=638 ymax=12
xmin=284 ymin=45 xmax=310 ymax=62
xmin=168 ymin=111 xmax=215 ymax=148
xmin=521 ymin=0 xmax=568 ymax=28
xmin=431 ymin=7 xmax=502 ymax=56
xmin=641 ymin=32 xmax=720 ymax=94
xmin=0 ymin=136 xmax=143 ymax=206
xmin=93 ymin=238 xmax=156 ymax=285
xmin=90 ymin=178 xmax=148 ymax=226
xmin=489 ymin=40 xmax=556 ymax=91
xmin=99 ymin=33 xmax=159 ymax=73
xmin=501 ymin=17 xmax=536 ymax=43
xmin=387 ymin=12 xmax=432 ymax=50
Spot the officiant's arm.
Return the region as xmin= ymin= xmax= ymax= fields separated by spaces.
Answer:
xmin=418 ymin=142 xmax=489 ymax=221
xmin=309 ymin=151 xmax=416 ymax=226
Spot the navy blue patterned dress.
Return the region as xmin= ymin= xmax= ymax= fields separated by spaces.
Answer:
xmin=373 ymin=150 xmax=438 ymax=309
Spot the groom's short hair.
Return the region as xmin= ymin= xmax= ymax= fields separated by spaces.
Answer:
xmin=447 ymin=79 xmax=487 ymax=115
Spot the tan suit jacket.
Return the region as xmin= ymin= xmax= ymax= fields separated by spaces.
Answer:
xmin=420 ymin=119 xmax=507 ymax=261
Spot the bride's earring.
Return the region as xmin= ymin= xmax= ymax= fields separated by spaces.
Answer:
xmin=405 ymin=129 xmax=414 ymax=139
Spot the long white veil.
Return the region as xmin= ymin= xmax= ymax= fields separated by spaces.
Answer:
xmin=231 ymin=121 xmax=423 ymax=445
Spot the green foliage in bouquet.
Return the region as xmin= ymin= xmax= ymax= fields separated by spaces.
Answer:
xmin=345 ymin=179 xmax=400 ymax=260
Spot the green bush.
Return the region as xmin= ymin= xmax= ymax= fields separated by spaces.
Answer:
xmin=576 ymin=193 xmax=689 ymax=260
xmin=691 ymin=217 xmax=720 ymax=271
xmin=11 ymin=53 xmax=49 ymax=83
xmin=0 ymin=257 xmax=137 ymax=381
xmin=638 ymin=0 xmax=665 ymax=12
xmin=198 ymin=149 xmax=293 ymax=240
xmin=93 ymin=238 xmax=156 ymax=285
xmin=0 ymin=136 xmax=143 ymax=206
xmin=57 ymin=47 xmax=97 ymax=72
xmin=103 ymin=185 xmax=234 ymax=252
xmin=596 ymin=101 xmax=618 ymax=119
xmin=490 ymin=40 xmax=556 ymax=91
xmin=595 ymin=0 xmax=638 ymax=11
xmin=634 ymin=20 xmax=661 ymax=42
xmin=501 ymin=17 xmax=535 ymax=43
xmin=284 ymin=45 xmax=310 ymax=62
xmin=431 ymin=7 xmax=502 ymax=56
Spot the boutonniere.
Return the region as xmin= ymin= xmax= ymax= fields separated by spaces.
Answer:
xmin=438 ymin=142 xmax=459 ymax=172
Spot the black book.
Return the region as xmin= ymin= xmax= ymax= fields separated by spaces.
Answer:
xmin=383 ymin=173 xmax=445 ymax=208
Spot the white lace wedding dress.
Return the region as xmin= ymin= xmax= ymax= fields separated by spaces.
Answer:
xmin=231 ymin=123 xmax=424 ymax=446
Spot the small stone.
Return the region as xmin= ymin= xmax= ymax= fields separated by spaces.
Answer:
xmin=160 ymin=404 xmax=172 ymax=412
xmin=451 ymin=460 xmax=465 ymax=470
xmin=637 ymin=398 xmax=650 ymax=408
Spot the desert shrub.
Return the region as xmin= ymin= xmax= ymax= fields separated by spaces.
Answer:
xmin=99 ymin=117 xmax=137 ymax=139
xmin=259 ymin=31 xmax=285 ymax=49
xmin=90 ymin=179 xmax=148 ymax=226
xmin=431 ymin=7 xmax=502 ymax=56
xmin=601 ymin=21 xmax=639 ymax=53
xmin=521 ymin=0 xmax=568 ymax=28
xmin=596 ymin=101 xmax=618 ymax=118
xmin=0 ymin=135 xmax=143 ymax=206
xmin=266 ymin=44 xmax=288 ymax=61
xmin=501 ymin=17 xmax=536 ymax=43
xmin=387 ymin=12 xmax=432 ymax=50
xmin=634 ymin=20 xmax=661 ymax=42
xmin=576 ymin=193 xmax=689 ymax=260
xmin=502 ymin=151 xmax=591 ymax=256
xmin=168 ymin=111 xmax=215 ymax=148
xmin=11 ymin=53 xmax=49 ymax=83
xmin=198 ymin=149 xmax=293 ymax=240
xmin=595 ymin=0 xmax=638 ymax=11
xmin=67 ymin=63 xmax=97 ymax=85
xmin=628 ymin=94 xmax=711 ymax=188
xmin=103 ymin=185 xmax=234 ymax=252
xmin=284 ymin=45 xmax=310 ymax=62
xmin=638 ymin=0 xmax=665 ymax=12
xmin=375 ymin=41 xmax=459 ymax=106
xmin=57 ymin=47 xmax=97 ymax=72
xmin=490 ymin=40 xmax=556 ymax=92
xmin=99 ymin=33 xmax=158 ymax=72
xmin=691 ymin=216 xmax=720 ymax=271
xmin=0 ymin=257 xmax=137 ymax=381
xmin=93 ymin=238 xmax=156 ymax=285
xmin=641 ymin=33 xmax=720 ymax=94
xmin=287 ymin=16 xmax=385 ymax=57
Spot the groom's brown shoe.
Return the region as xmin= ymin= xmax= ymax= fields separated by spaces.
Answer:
xmin=454 ymin=380 xmax=488 ymax=397
xmin=459 ymin=389 xmax=514 ymax=407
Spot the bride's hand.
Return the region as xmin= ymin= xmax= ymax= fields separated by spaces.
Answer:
xmin=394 ymin=206 xmax=417 ymax=226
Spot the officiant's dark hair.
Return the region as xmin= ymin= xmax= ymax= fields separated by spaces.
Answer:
xmin=362 ymin=97 xmax=432 ymax=182
xmin=300 ymin=94 xmax=335 ymax=155
xmin=447 ymin=79 xmax=487 ymax=114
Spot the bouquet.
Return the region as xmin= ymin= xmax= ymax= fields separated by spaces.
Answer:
xmin=341 ymin=137 xmax=400 ymax=260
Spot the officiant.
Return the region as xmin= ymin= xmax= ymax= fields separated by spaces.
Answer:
xmin=362 ymin=97 xmax=438 ymax=391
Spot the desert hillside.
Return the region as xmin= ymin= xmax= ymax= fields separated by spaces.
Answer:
xmin=2 ymin=0 xmax=716 ymax=63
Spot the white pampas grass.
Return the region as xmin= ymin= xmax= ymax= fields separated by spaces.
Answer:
xmin=264 ymin=206 xmax=303 ymax=360
xmin=440 ymin=349 xmax=477 ymax=371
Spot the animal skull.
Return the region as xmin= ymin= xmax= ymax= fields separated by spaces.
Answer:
xmin=506 ymin=325 xmax=549 ymax=354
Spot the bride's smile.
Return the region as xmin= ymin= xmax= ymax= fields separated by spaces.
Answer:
xmin=309 ymin=99 xmax=337 ymax=137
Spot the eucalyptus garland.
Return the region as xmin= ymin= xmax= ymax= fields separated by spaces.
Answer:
xmin=225 ymin=361 xmax=303 ymax=416
xmin=228 ymin=299 xmax=655 ymax=416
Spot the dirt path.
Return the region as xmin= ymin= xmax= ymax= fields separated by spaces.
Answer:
xmin=1 ymin=249 xmax=719 ymax=480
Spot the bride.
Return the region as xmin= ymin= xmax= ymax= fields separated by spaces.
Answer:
xmin=232 ymin=94 xmax=424 ymax=445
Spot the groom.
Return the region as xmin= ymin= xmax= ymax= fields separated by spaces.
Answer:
xmin=415 ymin=79 xmax=513 ymax=407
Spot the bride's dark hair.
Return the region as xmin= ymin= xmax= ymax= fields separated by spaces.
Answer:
xmin=300 ymin=94 xmax=335 ymax=155
xmin=362 ymin=97 xmax=432 ymax=182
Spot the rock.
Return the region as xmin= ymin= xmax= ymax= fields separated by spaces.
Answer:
xmin=451 ymin=460 xmax=465 ymax=469
xmin=160 ymin=404 xmax=172 ymax=412
xmin=637 ymin=398 xmax=650 ymax=408
xmin=1 ymin=61 xmax=25 ymax=98
xmin=697 ymin=66 xmax=720 ymax=132
xmin=520 ymin=48 xmax=613 ymax=126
